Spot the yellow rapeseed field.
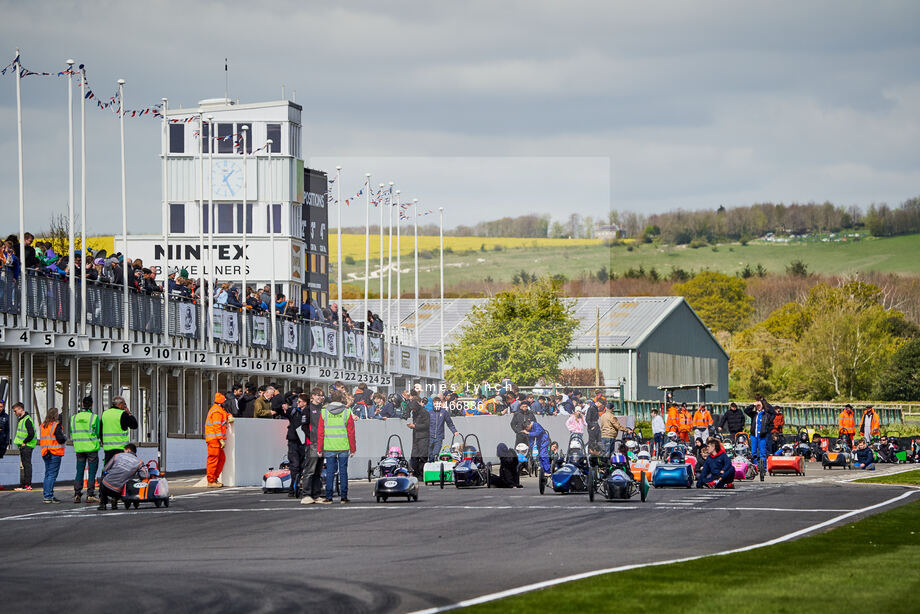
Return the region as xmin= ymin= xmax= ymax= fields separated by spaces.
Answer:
xmin=329 ymin=234 xmax=603 ymax=262
xmin=64 ymin=235 xmax=602 ymax=263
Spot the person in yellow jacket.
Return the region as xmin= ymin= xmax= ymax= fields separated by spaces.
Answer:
xmin=204 ymin=392 xmax=234 ymax=487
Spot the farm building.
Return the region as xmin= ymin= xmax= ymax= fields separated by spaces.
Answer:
xmin=375 ymin=297 xmax=729 ymax=403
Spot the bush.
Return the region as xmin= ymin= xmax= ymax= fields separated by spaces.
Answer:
xmin=626 ymin=244 xmax=635 ymax=252
xmin=492 ymin=244 xmax=503 ymax=252
xmin=344 ymin=255 xmax=355 ymax=265
xmin=689 ymin=237 xmax=708 ymax=249
xmin=786 ymin=260 xmax=809 ymax=277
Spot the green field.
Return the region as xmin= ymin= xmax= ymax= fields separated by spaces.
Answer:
xmin=333 ymin=233 xmax=920 ymax=292
xmin=463 ymin=498 xmax=920 ymax=613
xmin=854 ymin=469 xmax=920 ymax=485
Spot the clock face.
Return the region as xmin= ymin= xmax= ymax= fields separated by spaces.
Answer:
xmin=212 ymin=159 xmax=243 ymax=198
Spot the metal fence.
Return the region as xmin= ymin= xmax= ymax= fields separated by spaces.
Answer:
xmin=0 ymin=267 xmax=384 ymax=362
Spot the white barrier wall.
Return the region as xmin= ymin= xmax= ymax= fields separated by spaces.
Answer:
xmin=222 ymin=414 xmax=635 ymax=487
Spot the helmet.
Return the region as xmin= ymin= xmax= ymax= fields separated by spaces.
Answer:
xmin=637 ymin=450 xmax=650 ymax=460
xmin=395 ymin=466 xmax=410 ymax=476
xmin=515 ymin=443 xmax=529 ymax=456
xmin=387 ymin=393 xmax=401 ymax=405
xmin=626 ymin=440 xmax=637 ymax=450
xmin=667 ymin=431 xmax=678 ymax=442
xmin=569 ymin=448 xmax=586 ymax=465
xmin=451 ymin=442 xmax=462 ymax=452
xmin=462 ymin=445 xmax=478 ymax=458
xmin=387 ymin=446 xmax=402 ymax=458
xmin=610 ymin=453 xmax=628 ymax=465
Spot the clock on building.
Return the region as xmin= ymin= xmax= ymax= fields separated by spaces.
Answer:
xmin=212 ymin=159 xmax=243 ymax=198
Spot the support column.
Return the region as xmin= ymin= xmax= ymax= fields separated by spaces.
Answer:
xmin=22 ymin=352 xmax=34 ymax=422
xmin=177 ymin=368 xmax=186 ymax=435
xmin=45 ymin=355 xmax=57 ymax=419
xmin=67 ymin=357 xmax=79 ymax=436
xmin=159 ymin=366 xmax=168 ymax=471
xmin=131 ymin=363 xmax=142 ymax=442
xmin=110 ymin=362 xmax=121 ymax=406
xmin=91 ymin=360 xmax=101 ymax=415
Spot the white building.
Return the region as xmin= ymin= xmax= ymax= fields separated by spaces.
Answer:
xmin=118 ymin=97 xmax=330 ymax=307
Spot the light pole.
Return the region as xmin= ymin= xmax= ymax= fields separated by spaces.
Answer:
xmin=162 ymin=98 xmax=169 ymax=341
xmin=378 ymin=182 xmax=385 ymax=319
xmin=395 ymin=189 xmax=401 ymax=346
xmin=79 ymin=65 xmax=87 ymax=335
xmin=413 ymin=198 xmax=419 ymax=348
xmin=439 ymin=206 xmax=444 ymax=381
xmin=364 ymin=172 xmax=370 ymax=371
xmin=118 ymin=78 xmax=129 ymax=342
xmin=267 ymin=139 xmax=276 ymax=360
xmin=387 ymin=182 xmax=394 ymax=342
xmin=336 ymin=166 xmax=343 ymax=366
xmin=206 ymin=114 xmax=214 ymax=353
xmin=66 ymin=60 xmax=75 ymax=334
xmin=240 ymin=125 xmax=249 ymax=353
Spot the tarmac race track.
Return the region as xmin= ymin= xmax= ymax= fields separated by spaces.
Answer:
xmin=0 ymin=466 xmax=916 ymax=614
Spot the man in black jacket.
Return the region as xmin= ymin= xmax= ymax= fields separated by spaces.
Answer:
xmin=744 ymin=397 xmax=776 ymax=466
xmin=510 ymin=402 xmax=537 ymax=446
xmin=224 ymin=384 xmax=244 ymax=417
xmin=286 ymin=395 xmax=308 ymax=498
xmin=718 ymin=402 xmax=746 ymax=440
xmin=407 ymin=391 xmax=429 ymax=478
xmin=238 ymin=383 xmax=257 ymax=418
xmin=300 ymin=389 xmax=326 ymax=504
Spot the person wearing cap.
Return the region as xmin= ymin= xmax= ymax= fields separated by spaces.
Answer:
xmin=12 ymin=402 xmax=37 ymax=491
xmin=859 ymin=405 xmax=880 ymax=442
xmin=71 ymin=396 xmax=101 ymax=504
xmin=521 ymin=418 xmax=552 ymax=473
xmin=838 ymin=404 xmax=856 ymax=447
xmin=204 ymin=392 xmax=234 ymax=487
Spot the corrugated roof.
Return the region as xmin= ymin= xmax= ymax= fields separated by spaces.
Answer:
xmin=347 ymin=296 xmax=687 ymax=350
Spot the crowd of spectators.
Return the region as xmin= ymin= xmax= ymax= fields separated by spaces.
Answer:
xmin=0 ymin=233 xmax=386 ymax=333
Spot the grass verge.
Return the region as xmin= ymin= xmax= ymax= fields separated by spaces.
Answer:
xmin=854 ymin=469 xmax=920 ymax=486
xmin=463 ymin=499 xmax=920 ymax=614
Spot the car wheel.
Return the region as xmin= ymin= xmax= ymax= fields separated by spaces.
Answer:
xmin=367 ymin=460 xmax=372 ymax=483
xmin=440 ymin=466 xmax=445 ymax=490
xmin=640 ymin=472 xmax=649 ymax=503
xmin=587 ymin=468 xmax=595 ymax=502
xmin=163 ymin=498 xmax=170 ymax=508
xmin=538 ymin=467 xmax=545 ymax=495
xmin=123 ymin=500 xmax=131 ymax=510
xmin=154 ymin=500 xmax=162 ymax=508
xmin=413 ymin=494 xmax=419 ymax=502
xmin=486 ymin=463 xmax=492 ymax=488
xmin=133 ymin=501 xmax=140 ymax=509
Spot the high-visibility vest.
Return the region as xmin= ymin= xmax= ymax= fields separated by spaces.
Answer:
xmin=204 ymin=404 xmax=229 ymax=442
xmin=321 ymin=407 xmax=352 ymax=452
xmin=838 ymin=411 xmax=855 ymax=435
xmin=101 ymin=407 xmax=130 ymax=451
xmin=692 ymin=410 xmax=712 ymax=429
xmin=665 ymin=407 xmax=679 ymax=431
xmin=14 ymin=414 xmax=37 ymax=448
xmin=39 ymin=422 xmax=65 ymax=456
xmin=70 ymin=410 xmax=100 ymax=453
xmin=678 ymin=410 xmax=692 ymax=431
xmin=861 ymin=410 xmax=880 ymax=437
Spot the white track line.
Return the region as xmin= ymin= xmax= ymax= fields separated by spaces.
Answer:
xmin=407 ymin=489 xmax=919 ymax=614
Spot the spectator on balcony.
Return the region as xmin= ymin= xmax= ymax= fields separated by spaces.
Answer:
xmin=284 ymin=301 xmax=299 ymax=319
xmin=274 ymin=293 xmax=287 ymax=315
xmin=260 ymin=285 xmax=271 ymax=309
xmin=245 ymin=287 xmax=264 ymax=311
xmin=215 ymin=283 xmax=229 ymax=305
xmin=227 ymin=286 xmax=243 ymax=309
xmin=142 ymin=268 xmax=161 ymax=295
xmin=300 ymin=299 xmax=320 ymax=321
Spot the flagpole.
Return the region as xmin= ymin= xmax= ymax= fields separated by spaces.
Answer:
xmin=387 ymin=182 xmax=394 ymax=343
xmin=378 ymin=183 xmax=384 ymax=320
xmin=206 ymin=114 xmax=214 ymax=354
xmin=395 ymin=189 xmax=401 ymax=347
xmin=198 ymin=115 xmax=205 ymax=347
xmin=240 ymin=125 xmax=248 ymax=353
xmin=364 ymin=173 xmax=370 ymax=371
xmin=14 ymin=50 xmax=27 ymax=323
xmin=268 ymin=139 xmax=277 ymax=361
xmin=439 ymin=206 xmax=444 ymax=381
xmin=336 ymin=166 xmax=343 ymax=366
xmin=161 ymin=98 xmax=169 ymax=342
xmin=413 ymin=198 xmax=419 ymax=348
xmin=118 ymin=79 xmax=129 ymax=342
xmin=79 ymin=65 xmax=87 ymax=335
xmin=66 ymin=60 xmax=75 ymax=334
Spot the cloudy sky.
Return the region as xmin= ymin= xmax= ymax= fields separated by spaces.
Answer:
xmin=1 ymin=1 xmax=918 ymax=235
